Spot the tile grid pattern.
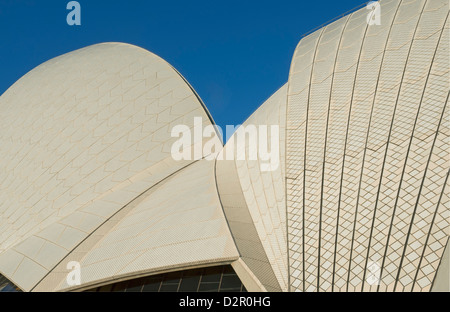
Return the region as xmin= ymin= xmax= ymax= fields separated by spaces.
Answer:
xmin=286 ymin=0 xmax=449 ymax=292
xmin=216 ymin=84 xmax=288 ymax=291
xmin=215 ymin=158 xmax=282 ymax=292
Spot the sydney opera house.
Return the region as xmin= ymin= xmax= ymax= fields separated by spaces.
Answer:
xmin=0 ymin=0 xmax=448 ymax=292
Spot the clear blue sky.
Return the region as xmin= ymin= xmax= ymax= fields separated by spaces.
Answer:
xmin=0 ymin=0 xmax=366 ymax=131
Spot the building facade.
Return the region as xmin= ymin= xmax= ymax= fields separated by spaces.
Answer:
xmin=0 ymin=0 xmax=448 ymax=292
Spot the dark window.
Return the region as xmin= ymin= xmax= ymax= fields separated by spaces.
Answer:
xmin=178 ymin=275 xmax=201 ymax=292
xmin=201 ymin=266 xmax=222 ymax=283
xmin=142 ymin=276 xmax=163 ymax=292
xmin=198 ymin=282 xmax=220 ymax=292
xmin=111 ymin=281 xmax=128 ymax=292
xmin=97 ymin=284 xmax=113 ymax=292
xmin=0 ymin=274 xmax=22 ymax=292
xmin=220 ymin=275 xmax=242 ymax=291
xmin=159 ymin=284 xmax=179 ymax=292
xmin=126 ymin=279 xmax=144 ymax=292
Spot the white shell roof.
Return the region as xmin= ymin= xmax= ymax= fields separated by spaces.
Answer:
xmin=35 ymin=159 xmax=239 ymax=291
xmin=0 ymin=42 xmax=232 ymax=291
xmin=217 ymin=84 xmax=288 ymax=291
xmin=286 ymin=0 xmax=449 ymax=292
